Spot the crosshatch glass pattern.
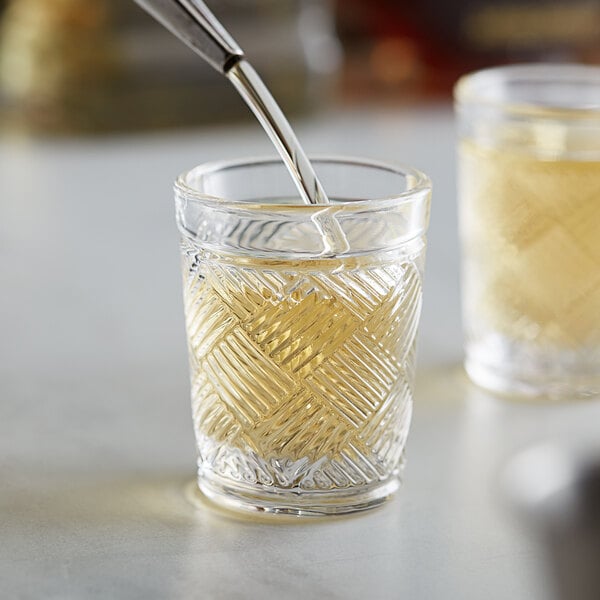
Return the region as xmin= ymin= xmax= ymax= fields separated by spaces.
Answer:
xmin=175 ymin=156 xmax=431 ymax=514
xmin=182 ymin=245 xmax=424 ymax=494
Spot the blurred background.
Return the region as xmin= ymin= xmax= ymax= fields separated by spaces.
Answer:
xmin=0 ymin=0 xmax=599 ymax=133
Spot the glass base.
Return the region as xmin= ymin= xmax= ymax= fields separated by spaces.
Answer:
xmin=465 ymin=335 xmax=600 ymax=400
xmin=193 ymin=471 xmax=401 ymax=518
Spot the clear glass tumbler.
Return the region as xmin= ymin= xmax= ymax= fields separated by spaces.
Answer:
xmin=175 ymin=156 xmax=431 ymax=516
xmin=455 ymin=64 xmax=600 ymax=399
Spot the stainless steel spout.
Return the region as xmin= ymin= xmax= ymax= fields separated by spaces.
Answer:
xmin=133 ymin=0 xmax=243 ymax=73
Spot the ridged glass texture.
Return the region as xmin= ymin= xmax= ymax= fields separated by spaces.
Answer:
xmin=176 ymin=157 xmax=431 ymax=516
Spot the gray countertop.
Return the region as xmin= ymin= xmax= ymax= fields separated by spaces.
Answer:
xmin=2 ymin=106 xmax=599 ymax=599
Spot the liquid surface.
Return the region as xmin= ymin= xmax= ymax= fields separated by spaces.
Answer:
xmin=460 ymin=140 xmax=600 ymax=348
xmin=182 ymin=248 xmax=423 ymax=490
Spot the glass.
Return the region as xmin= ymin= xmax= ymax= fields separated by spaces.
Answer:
xmin=455 ymin=64 xmax=600 ymax=399
xmin=175 ymin=156 xmax=431 ymax=516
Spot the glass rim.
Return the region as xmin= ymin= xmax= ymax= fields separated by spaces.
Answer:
xmin=174 ymin=155 xmax=432 ymax=213
xmin=454 ymin=63 xmax=600 ymax=119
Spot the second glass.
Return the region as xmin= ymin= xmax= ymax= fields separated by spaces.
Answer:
xmin=175 ymin=156 xmax=431 ymax=516
xmin=455 ymin=64 xmax=600 ymax=400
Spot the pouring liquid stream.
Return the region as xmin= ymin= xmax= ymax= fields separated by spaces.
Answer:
xmin=132 ymin=0 xmax=348 ymax=255
xmin=227 ymin=59 xmax=349 ymax=255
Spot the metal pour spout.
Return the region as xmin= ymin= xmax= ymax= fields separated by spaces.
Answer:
xmin=133 ymin=0 xmax=350 ymax=253
xmin=133 ymin=0 xmax=243 ymax=74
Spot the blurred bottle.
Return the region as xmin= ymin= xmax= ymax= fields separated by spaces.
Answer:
xmin=0 ymin=0 xmax=122 ymax=132
xmin=505 ymin=444 xmax=600 ymax=600
xmin=0 ymin=0 xmax=341 ymax=133
xmin=334 ymin=0 xmax=600 ymax=100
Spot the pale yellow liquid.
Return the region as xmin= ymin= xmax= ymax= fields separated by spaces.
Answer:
xmin=182 ymin=253 xmax=422 ymax=490
xmin=461 ymin=141 xmax=600 ymax=348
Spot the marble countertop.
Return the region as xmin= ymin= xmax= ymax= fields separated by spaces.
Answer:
xmin=2 ymin=106 xmax=599 ymax=599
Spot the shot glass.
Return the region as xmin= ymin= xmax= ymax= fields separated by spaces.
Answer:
xmin=175 ymin=156 xmax=431 ymax=516
xmin=455 ymin=64 xmax=600 ymax=400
